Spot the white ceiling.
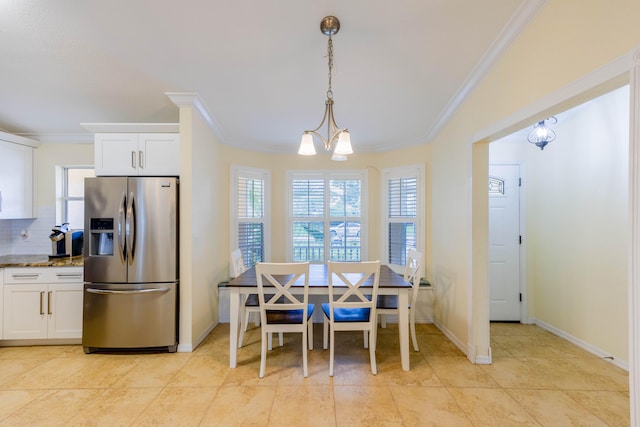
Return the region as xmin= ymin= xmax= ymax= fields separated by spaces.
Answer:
xmin=0 ymin=0 xmax=542 ymax=153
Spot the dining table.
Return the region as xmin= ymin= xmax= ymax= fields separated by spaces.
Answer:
xmin=226 ymin=263 xmax=413 ymax=371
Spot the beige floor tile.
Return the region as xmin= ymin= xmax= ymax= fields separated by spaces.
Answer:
xmin=0 ymin=389 xmax=102 ymax=427
xmin=268 ymin=385 xmax=336 ymax=427
xmin=379 ymin=354 xmax=443 ymax=387
xmin=168 ymin=355 xmax=231 ymax=387
xmin=0 ymin=390 xmax=44 ymax=422
xmin=112 ymin=353 xmax=191 ymax=388
xmin=390 ymin=386 xmax=473 ymax=426
xmin=427 ymin=356 xmax=500 ymax=388
xmin=525 ymin=358 xmax=617 ymax=391
xmin=507 ymin=389 xmax=608 ymax=426
xmin=277 ymin=350 xmax=331 ymax=385
xmin=418 ymin=334 xmax=465 ymax=357
xmin=329 ymin=352 xmax=388 ymax=386
xmin=480 ymin=357 xmax=556 ymax=389
xmin=448 ymin=387 xmax=540 ymax=426
xmin=0 ymin=345 xmax=74 ymax=359
xmin=56 ymin=355 xmax=137 ymax=388
xmin=564 ymin=390 xmax=630 ymax=426
xmin=0 ymin=358 xmax=46 ymax=388
xmin=132 ymin=386 xmax=219 ymax=426
xmin=568 ymin=357 xmax=630 ymax=391
xmin=334 ymin=385 xmax=404 ymax=427
xmin=66 ymin=387 xmax=161 ymax=426
xmin=491 ymin=335 xmax=565 ymax=359
xmin=200 ymin=386 xmax=275 ymax=426
xmin=0 ymin=357 xmax=90 ymax=389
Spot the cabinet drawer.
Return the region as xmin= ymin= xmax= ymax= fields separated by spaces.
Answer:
xmin=4 ymin=267 xmax=83 ymax=284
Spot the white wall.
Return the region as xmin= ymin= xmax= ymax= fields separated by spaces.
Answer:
xmin=0 ymin=142 xmax=94 ymax=255
xmin=490 ymin=86 xmax=630 ymax=362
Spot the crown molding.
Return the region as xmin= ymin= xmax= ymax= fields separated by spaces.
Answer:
xmin=80 ymin=123 xmax=179 ymax=133
xmin=424 ymin=0 xmax=547 ymax=143
xmin=165 ymin=92 xmax=225 ymax=143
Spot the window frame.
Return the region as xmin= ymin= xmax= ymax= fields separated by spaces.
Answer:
xmin=286 ymin=169 xmax=368 ymax=263
xmin=381 ymin=164 xmax=425 ymax=274
xmin=230 ymin=165 xmax=271 ymax=272
xmin=56 ymin=165 xmax=95 ymax=229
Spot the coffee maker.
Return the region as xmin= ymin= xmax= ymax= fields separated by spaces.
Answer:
xmin=49 ymin=223 xmax=84 ymax=257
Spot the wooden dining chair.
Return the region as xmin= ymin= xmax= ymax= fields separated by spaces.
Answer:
xmin=376 ymin=249 xmax=423 ymax=351
xmin=256 ymin=262 xmax=314 ymax=378
xmin=322 ymin=260 xmax=380 ymax=376
xmin=232 ymin=249 xmax=282 ymax=349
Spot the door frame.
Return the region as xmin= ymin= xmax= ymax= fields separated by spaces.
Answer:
xmin=469 ymin=48 xmax=638 ymax=424
xmin=488 ymin=161 xmax=527 ymax=323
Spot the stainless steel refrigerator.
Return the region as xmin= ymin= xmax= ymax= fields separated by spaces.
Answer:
xmin=82 ymin=177 xmax=179 ymax=353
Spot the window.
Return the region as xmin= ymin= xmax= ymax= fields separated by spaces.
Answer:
xmin=382 ymin=165 xmax=424 ymax=271
xmin=287 ymin=170 xmax=367 ymax=262
xmin=61 ymin=166 xmax=95 ymax=229
xmin=230 ymin=166 xmax=270 ymax=269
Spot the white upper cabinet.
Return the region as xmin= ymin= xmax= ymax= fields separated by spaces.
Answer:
xmin=0 ymin=132 xmax=38 ymax=219
xmin=94 ymin=133 xmax=180 ymax=176
xmin=83 ymin=123 xmax=180 ymax=177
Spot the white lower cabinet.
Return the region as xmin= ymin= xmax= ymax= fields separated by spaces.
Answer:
xmin=2 ymin=267 xmax=83 ymax=340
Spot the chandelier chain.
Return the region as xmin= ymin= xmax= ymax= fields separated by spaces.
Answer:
xmin=327 ymin=36 xmax=334 ymax=100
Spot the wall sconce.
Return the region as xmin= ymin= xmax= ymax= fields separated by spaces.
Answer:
xmin=527 ymin=116 xmax=557 ymax=150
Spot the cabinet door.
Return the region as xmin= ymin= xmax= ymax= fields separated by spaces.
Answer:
xmin=94 ymin=133 xmax=139 ymax=176
xmin=0 ymin=141 xmax=34 ymax=219
xmin=3 ymin=284 xmax=47 ymax=339
xmin=138 ymin=133 xmax=180 ymax=176
xmin=47 ymin=283 xmax=83 ymax=339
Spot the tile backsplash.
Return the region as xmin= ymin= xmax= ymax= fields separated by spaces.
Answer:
xmin=0 ymin=205 xmax=57 ymax=255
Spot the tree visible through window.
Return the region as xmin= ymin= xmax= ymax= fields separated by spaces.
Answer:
xmin=289 ymin=171 xmax=366 ymax=262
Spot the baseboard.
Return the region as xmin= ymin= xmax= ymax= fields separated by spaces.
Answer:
xmin=433 ymin=319 xmax=468 ymax=357
xmin=177 ymin=320 xmax=219 ymax=353
xmin=534 ymin=318 xmax=629 ymax=371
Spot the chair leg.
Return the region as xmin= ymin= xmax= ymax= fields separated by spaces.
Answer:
xmin=369 ymin=329 xmax=377 ymax=375
xmin=253 ymin=310 xmax=260 ymax=327
xmin=308 ymin=321 xmax=314 ymax=350
xmin=238 ymin=306 xmax=250 ymax=348
xmin=329 ymin=326 xmax=335 ymax=377
xmin=410 ymin=310 xmax=419 ymax=352
xmin=259 ymin=330 xmax=268 ymax=378
xmin=268 ymin=332 xmax=273 ymax=351
xmin=363 ymin=330 xmax=368 ymax=349
xmin=302 ymin=328 xmax=309 ymax=378
xmin=278 ymin=332 xmax=284 ymax=347
xmin=380 ymin=313 xmax=387 ymax=328
xmin=323 ymin=318 xmax=329 ymax=350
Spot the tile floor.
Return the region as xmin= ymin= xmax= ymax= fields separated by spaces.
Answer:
xmin=0 ymin=322 xmax=630 ymax=426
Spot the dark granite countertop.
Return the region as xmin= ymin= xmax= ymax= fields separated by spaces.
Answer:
xmin=0 ymin=254 xmax=83 ymax=268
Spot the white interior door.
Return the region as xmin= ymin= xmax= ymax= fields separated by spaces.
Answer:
xmin=489 ymin=164 xmax=521 ymax=321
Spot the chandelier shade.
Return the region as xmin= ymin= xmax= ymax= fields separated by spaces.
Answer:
xmin=527 ymin=116 xmax=557 ymax=150
xmin=298 ymin=16 xmax=353 ymax=160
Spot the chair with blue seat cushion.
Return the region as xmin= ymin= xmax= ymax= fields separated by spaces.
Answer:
xmin=256 ymin=262 xmax=314 ymax=378
xmin=322 ymin=260 xmax=380 ymax=376
xmin=232 ymin=249 xmax=282 ymax=349
xmin=376 ymin=248 xmax=423 ymax=352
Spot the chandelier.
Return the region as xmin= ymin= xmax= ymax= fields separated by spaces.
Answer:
xmin=298 ymin=16 xmax=353 ymax=161
xmin=527 ymin=116 xmax=557 ymax=150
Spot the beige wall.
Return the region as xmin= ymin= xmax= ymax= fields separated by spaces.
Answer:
xmin=490 ymin=85 xmax=630 ymax=361
xmin=428 ymin=0 xmax=640 ymax=359
xmin=35 ymin=143 xmax=94 ymax=207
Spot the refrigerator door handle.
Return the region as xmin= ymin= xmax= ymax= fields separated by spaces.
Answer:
xmin=126 ymin=191 xmax=136 ymax=263
xmin=118 ymin=192 xmax=127 ymax=262
xmin=86 ymin=287 xmax=170 ymax=295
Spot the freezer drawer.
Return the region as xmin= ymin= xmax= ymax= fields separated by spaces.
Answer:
xmin=82 ymin=282 xmax=177 ymax=353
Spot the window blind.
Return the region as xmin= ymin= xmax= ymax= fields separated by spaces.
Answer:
xmin=237 ymin=176 xmax=265 ymax=267
xmin=387 ymin=176 xmax=417 ymax=266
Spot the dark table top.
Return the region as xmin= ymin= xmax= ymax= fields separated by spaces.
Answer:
xmin=227 ymin=263 xmax=411 ymax=289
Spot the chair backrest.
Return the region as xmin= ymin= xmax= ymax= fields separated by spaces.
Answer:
xmin=404 ymin=249 xmax=423 ymax=305
xmin=327 ymin=261 xmax=381 ymax=320
xmin=255 ymin=262 xmax=310 ymax=323
xmin=231 ymin=249 xmax=246 ymax=278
